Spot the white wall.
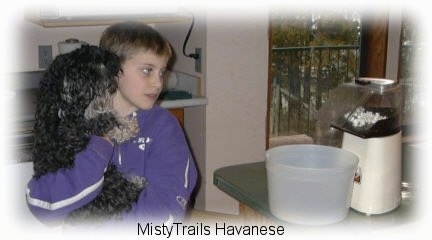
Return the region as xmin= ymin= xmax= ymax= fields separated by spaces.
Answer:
xmin=203 ymin=9 xmax=269 ymax=214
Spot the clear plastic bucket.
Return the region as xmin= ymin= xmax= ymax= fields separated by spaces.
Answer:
xmin=266 ymin=144 xmax=358 ymax=225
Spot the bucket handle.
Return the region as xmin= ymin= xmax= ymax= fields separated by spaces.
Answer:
xmin=354 ymin=167 xmax=361 ymax=184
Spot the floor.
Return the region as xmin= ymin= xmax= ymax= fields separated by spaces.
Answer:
xmin=185 ymin=204 xmax=275 ymax=226
xmin=185 ymin=209 xmax=241 ymax=224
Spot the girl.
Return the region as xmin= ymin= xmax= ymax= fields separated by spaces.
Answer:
xmin=26 ymin=21 xmax=198 ymax=226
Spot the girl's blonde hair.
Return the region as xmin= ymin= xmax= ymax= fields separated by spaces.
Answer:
xmin=100 ymin=21 xmax=172 ymax=63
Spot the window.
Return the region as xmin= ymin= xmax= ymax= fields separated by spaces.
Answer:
xmin=269 ymin=9 xmax=361 ymax=138
xmin=268 ymin=8 xmax=421 ymax=143
xmin=399 ymin=13 xmax=423 ymax=127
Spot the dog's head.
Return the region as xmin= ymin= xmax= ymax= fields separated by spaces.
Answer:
xmin=48 ymin=45 xmax=120 ymax=119
xmin=36 ymin=45 xmax=121 ymax=133
xmin=33 ymin=45 xmax=121 ymax=176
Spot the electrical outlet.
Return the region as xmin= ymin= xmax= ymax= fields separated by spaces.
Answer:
xmin=38 ymin=45 xmax=53 ymax=69
xmin=195 ymin=47 xmax=202 ymax=73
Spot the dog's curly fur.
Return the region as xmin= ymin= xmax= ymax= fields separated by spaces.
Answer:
xmin=32 ymin=45 xmax=145 ymax=224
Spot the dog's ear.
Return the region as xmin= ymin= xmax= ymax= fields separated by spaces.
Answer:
xmin=34 ymin=52 xmax=71 ymax=130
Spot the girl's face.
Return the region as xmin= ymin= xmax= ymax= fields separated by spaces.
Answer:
xmin=113 ymin=51 xmax=168 ymax=117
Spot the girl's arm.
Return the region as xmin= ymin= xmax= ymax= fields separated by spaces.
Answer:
xmin=26 ymin=136 xmax=113 ymax=222
xmin=129 ymin=112 xmax=198 ymax=223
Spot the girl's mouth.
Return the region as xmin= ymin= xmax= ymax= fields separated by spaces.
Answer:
xmin=145 ymin=93 xmax=159 ymax=100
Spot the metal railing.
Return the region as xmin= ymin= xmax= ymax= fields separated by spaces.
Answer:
xmin=270 ymin=45 xmax=360 ymax=136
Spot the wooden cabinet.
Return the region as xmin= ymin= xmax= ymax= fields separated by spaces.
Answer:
xmin=169 ymin=108 xmax=184 ymax=126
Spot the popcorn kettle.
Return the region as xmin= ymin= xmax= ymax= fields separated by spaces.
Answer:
xmin=316 ymin=78 xmax=403 ymax=215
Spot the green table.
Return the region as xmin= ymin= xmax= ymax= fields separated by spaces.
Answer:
xmin=213 ymin=161 xmax=274 ymax=219
xmin=213 ymin=152 xmax=417 ymax=229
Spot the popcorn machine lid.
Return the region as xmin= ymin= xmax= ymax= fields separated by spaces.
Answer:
xmin=316 ymin=78 xmax=402 ymax=139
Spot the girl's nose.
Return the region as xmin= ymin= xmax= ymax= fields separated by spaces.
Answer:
xmin=151 ymin=74 xmax=163 ymax=88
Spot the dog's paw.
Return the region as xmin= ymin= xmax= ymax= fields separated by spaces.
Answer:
xmin=128 ymin=175 xmax=147 ymax=191
xmin=105 ymin=113 xmax=139 ymax=143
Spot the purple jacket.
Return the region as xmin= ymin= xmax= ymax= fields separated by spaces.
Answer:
xmin=26 ymin=106 xmax=198 ymax=224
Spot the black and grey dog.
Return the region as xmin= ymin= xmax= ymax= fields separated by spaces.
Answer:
xmin=32 ymin=45 xmax=145 ymax=224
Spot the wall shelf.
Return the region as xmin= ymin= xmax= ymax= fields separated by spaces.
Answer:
xmin=25 ymin=10 xmax=191 ymax=27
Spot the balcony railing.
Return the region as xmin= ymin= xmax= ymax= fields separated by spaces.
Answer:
xmin=270 ymin=45 xmax=360 ymax=136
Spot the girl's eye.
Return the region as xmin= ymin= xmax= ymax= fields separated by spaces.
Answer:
xmin=141 ymin=66 xmax=169 ymax=80
xmin=142 ymin=68 xmax=153 ymax=75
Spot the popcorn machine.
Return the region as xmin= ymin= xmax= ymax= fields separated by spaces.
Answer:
xmin=316 ymin=78 xmax=403 ymax=215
